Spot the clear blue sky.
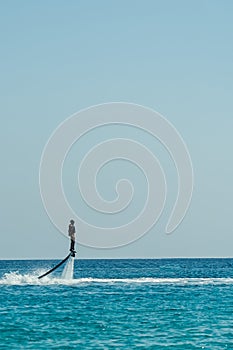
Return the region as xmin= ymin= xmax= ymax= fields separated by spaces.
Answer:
xmin=0 ymin=1 xmax=232 ymax=259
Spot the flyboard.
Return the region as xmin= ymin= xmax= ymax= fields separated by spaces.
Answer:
xmin=38 ymin=250 xmax=76 ymax=280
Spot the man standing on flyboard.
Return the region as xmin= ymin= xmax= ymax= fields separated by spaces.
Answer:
xmin=68 ymin=219 xmax=76 ymax=257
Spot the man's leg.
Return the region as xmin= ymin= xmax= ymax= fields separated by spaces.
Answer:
xmin=71 ymin=240 xmax=75 ymax=251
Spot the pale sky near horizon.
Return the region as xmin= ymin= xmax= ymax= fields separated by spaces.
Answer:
xmin=0 ymin=1 xmax=233 ymax=259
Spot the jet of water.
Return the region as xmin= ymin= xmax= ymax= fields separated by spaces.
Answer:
xmin=61 ymin=256 xmax=74 ymax=280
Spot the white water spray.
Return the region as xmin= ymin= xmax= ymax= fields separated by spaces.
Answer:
xmin=61 ymin=256 xmax=74 ymax=280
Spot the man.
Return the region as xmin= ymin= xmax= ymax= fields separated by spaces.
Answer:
xmin=68 ymin=219 xmax=76 ymax=253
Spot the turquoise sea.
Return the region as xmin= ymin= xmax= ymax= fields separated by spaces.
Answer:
xmin=0 ymin=258 xmax=233 ymax=349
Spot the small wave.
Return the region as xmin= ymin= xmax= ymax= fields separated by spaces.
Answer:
xmin=0 ymin=271 xmax=74 ymax=286
xmin=74 ymin=277 xmax=233 ymax=285
xmin=1 ymin=273 xmax=233 ymax=286
xmin=0 ymin=271 xmax=40 ymax=285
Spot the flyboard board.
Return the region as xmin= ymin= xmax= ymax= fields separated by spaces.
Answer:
xmin=38 ymin=251 xmax=76 ymax=280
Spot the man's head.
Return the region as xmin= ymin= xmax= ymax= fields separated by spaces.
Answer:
xmin=70 ymin=219 xmax=75 ymax=224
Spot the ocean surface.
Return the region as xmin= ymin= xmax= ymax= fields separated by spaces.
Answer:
xmin=0 ymin=258 xmax=233 ymax=349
